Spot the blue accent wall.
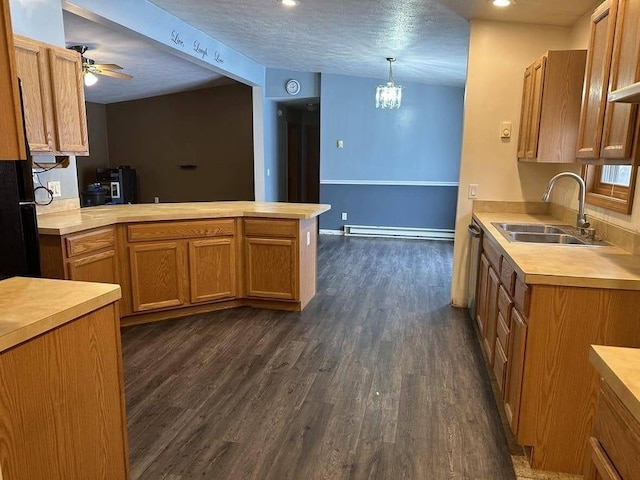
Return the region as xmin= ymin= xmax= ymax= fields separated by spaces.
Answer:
xmin=266 ymin=69 xmax=320 ymax=100
xmin=321 ymin=184 xmax=458 ymax=231
xmin=320 ymin=74 xmax=464 ymax=182
xmin=319 ymin=74 xmax=464 ymax=230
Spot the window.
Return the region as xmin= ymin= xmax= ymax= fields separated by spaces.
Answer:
xmin=583 ymin=164 xmax=637 ymax=214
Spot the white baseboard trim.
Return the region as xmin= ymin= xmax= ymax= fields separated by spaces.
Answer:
xmin=344 ymin=225 xmax=454 ymax=241
xmin=319 ymin=229 xmax=344 ymax=236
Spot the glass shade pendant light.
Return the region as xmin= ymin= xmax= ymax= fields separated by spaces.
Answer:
xmin=375 ymin=57 xmax=402 ymax=109
xmin=83 ymin=71 xmax=98 ymax=87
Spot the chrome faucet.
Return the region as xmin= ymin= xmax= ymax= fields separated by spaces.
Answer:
xmin=542 ymin=172 xmax=590 ymax=229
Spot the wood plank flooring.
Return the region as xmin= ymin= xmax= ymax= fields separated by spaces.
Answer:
xmin=122 ymin=236 xmax=517 ymax=479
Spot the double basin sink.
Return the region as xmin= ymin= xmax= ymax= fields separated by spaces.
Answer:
xmin=492 ymin=222 xmax=610 ymax=246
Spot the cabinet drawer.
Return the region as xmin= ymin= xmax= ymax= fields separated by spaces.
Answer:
xmin=483 ymin=236 xmax=502 ymax=272
xmin=500 ymin=257 xmax=516 ymax=295
xmin=498 ymin=284 xmax=513 ymax=321
xmin=497 ymin=311 xmax=510 ymax=354
xmin=65 ymin=227 xmax=115 ymax=258
xmin=493 ymin=342 xmax=507 ymax=394
xmin=514 ymin=278 xmax=530 ymax=317
xmin=127 ymin=219 xmax=235 ymax=242
xmin=244 ymin=218 xmax=298 ymax=238
xmin=586 ymin=437 xmax=622 ymax=480
xmin=594 ymin=384 xmax=640 ymax=480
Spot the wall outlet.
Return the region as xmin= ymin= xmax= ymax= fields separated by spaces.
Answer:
xmin=337 ymin=140 xmax=344 ymax=149
xmin=47 ymin=181 xmax=62 ymax=197
xmin=468 ymin=184 xmax=479 ymax=199
xmin=266 ymin=168 xmax=270 ymax=177
xmin=154 ymin=196 xmax=160 ymax=203
xmin=341 ymin=212 xmax=348 ymax=221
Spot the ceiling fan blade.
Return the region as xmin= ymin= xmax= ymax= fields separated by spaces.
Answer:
xmin=95 ymin=69 xmax=133 ymax=80
xmin=92 ymin=63 xmax=123 ymax=70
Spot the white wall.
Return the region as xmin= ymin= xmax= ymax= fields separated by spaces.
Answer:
xmin=450 ymin=20 xmax=575 ymax=306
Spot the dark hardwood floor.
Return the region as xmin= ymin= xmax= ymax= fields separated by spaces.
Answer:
xmin=122 ymin=236 xmax=516 ymax=479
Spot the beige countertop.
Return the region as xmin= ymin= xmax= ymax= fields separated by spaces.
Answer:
xmin=0 ymin=277 xmax=121 ymax=353
xmin=590 ymin=345 xmax=640 ymax=423
xmin=37 ymin=201 xmax=332 ymax=235
xmin=473 ymin=212 xmax=640 ymax=290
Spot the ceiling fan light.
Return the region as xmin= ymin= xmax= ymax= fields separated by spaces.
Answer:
xmin=492 ymin=0 xmax=512 ymax=7
xmin=84 ymin=71 xmax=98 ymax=87
xmin=281 ymin=0 xmax=298 ymax=6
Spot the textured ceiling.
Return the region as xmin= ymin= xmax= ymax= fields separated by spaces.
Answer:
xmin=63 ymin=0 xmax=600 ymax=104
xmin=63 ymin=11 xmax=225 ymax=104
xmin=148 ymin=0 xmax=599 ymax=88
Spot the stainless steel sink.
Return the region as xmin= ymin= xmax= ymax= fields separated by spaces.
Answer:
xmin=495 ymin=223 xmax=568 ymax=234
xmin=506 ymin=232 xmax=586 ymax=245
xmin=491 ymin=222 xmax=611 ymax=246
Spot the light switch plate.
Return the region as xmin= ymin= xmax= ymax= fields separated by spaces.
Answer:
xmin=337 ymin=140 xmax=344 ymax=149
xmin=468 ymin=184 xmax=479 ymax=199
xmin=500 ymin=121 xmax=512 ymax=139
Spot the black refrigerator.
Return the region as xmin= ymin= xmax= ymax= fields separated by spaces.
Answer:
xmin=0 ymin=83 xmax=41 ymax=279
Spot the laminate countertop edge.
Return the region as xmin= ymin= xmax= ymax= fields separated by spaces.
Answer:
xmin=590 ymin=345 xmax=640 ymax=424
xmin=0 ymin=277 xmax=122 ymax=353
xmin=36 ymin=202 xmax=332 ymax=236
xmin=473 ymin=212 xmax=640 ymax=290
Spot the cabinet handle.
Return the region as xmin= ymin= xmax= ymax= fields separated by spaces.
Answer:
xmin=468 ymin=224 xmax=482 ymax=238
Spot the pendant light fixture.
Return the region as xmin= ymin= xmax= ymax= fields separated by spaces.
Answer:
xmin=375 ymin=57 xmax=402 ymax=109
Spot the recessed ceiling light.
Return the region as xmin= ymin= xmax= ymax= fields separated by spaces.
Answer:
xmin=281 ymin=0 xmax=298 ymax=6
xmin=492 ymin=0 xmax=513 ymax=6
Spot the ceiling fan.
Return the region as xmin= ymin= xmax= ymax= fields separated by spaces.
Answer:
xmin=67 ymin=45 xmax=133 ymax=86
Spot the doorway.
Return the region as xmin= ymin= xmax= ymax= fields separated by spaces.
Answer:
xmin=282 ymin=102 xmax=320 ymax=204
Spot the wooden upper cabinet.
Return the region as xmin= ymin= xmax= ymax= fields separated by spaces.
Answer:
xmin=48 ymin=47 xmax=88 ymax=154
xmin=517 ymin=66 xmax=534 ymax=159
xmin=0 ymin=0 xmax=26 ymax=161
xmin=518 ymin=50 xmax=586 ymax=163
xmin=14 ymin=35 xmax=88 ymax=156
xmin=14 ymin=36 xmax=53 ymax=152
xmin=577 ymin=0 xmax=640 ymax=163
xmin=600 ymin=0 xmax=640 ymax=160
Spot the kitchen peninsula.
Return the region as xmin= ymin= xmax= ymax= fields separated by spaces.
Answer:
xmin=37 ymin=201 xmax=330 ymax=326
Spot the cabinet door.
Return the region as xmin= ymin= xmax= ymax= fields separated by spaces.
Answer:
xmin=524 ymin=57 xmax=546 ymax=159
xmin=68 ymin=249 xmax=118 ymax=284
xmin=504 ymin=307 xmax=528 ymax=436
xmin=129 ymin=242 xmax=188 ymax=312
xmin=517 ymin=66 xmax=534 ymax=159
xmin=0 ymin=0 xmax=26 ymax=160
xmin=47 ymin=46 xmax=88 ymax=154
xmin=244 ymin=237 xmax=297 ymax=300
xmin=476 ymin=254 xmax=490 ymax=335
xmin=600 ymin=0 xmax=640 ymax=159
xmin=482 ymin=266 xmax=500 ymax=365
xmin=188 ymin=238 xmax=236 ymax=303
xmin=584 ymin=438 xmax=622 ymax=480
xmin=14 ymin=36 xmax=54 ymax=152
xmin=577 ymin=0 xmax=619 ymax=159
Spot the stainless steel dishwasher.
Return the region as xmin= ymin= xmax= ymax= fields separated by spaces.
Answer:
xmin=467 ymin=220 xmax=482 ymax=321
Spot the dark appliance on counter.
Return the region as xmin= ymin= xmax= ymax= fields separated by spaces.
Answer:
xmin=96 ymin=166 xmax=137 ymax=204
xmin=80 ymin=183 xmax=107 ymax=207
xmin=0 ymin=81 xmax=41 ymax=279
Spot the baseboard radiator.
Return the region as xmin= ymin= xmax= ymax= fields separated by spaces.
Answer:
xmin=324 ymin=224 xmax=455 ymax=240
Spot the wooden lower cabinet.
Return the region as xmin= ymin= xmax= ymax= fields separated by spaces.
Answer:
xmin=476 ymin=254 xmax=490 ymax=335
xmin=504 ymin=307 xmax=527 ymax=433
xmin=482 ymin=266 xmax=500 ymax=365
xmin=244 ymin=237 xmax=297 ymax=300
xmin=40 ymin=217 xmax=320 ymax=323
xmin=188 ymin=238 xmax=236 ymax=303
xmin=472 ymin=225 xmax=640 ymax=475
xmin=68 ymin=248 xmax=118 ymax=283
xmin=0 ymin=302 xmax=129 ymax=480
xmin=129 ymin=241 xmax=188 ymax=312
xmin=585 ymin=438 xmax=622 ymax=480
